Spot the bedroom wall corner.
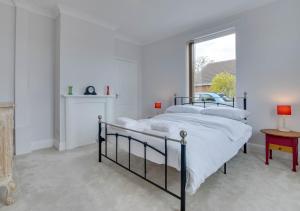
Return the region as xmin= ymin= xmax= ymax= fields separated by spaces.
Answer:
xmin=140 ymin=0 xmax=300 ymax=145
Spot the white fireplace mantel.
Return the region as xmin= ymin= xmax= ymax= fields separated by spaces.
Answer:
xmin=61 ymin=95 xmax=115 ymax=150
xmin=63 ymin=95 xmax=116 ymax=99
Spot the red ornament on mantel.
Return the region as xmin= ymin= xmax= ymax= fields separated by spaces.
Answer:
xmin=106 ymin=85 xmax=110 ymax=95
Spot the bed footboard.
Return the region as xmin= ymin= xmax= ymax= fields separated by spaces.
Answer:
xmin=98 ymin=115 xmax=187 ymax=211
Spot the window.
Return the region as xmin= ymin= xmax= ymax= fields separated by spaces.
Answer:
xmin=189 ymin=30 xmax=236 ymax=103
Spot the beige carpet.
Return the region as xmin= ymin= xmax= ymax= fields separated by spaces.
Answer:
xmin=1 ymin=144 xmax=300 ymax=211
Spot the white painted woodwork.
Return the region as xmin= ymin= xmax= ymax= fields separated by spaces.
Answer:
xmin=62 ymin=95 xmax=115 ymax=150
xmin=114 ymin=59 xmax=138 ymax=119
xmin=0 ymin=103 xmax=16 ymax=205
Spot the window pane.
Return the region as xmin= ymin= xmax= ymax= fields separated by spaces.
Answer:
xmin=193 ymin=33 xmax=236 ymax=103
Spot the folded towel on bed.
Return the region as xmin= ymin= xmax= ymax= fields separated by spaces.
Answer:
xmin=150 ymin=122 xmax=170 ymax=132
xmin=149 ymin=121 xmax=182 ymax=139
xmin=116 ymin=117 xmax=137 ymax=128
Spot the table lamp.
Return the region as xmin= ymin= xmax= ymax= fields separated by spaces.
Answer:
xmin=277 ymin=105 xmax=292 ymax=132
xmin=154 ymin=101 xmax=162 ymax=115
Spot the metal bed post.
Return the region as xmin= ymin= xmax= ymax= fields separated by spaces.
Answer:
xmin=180 ymin=130 xmax=187 ymax=211
xmin=243 ymin=92 xmax=247 ymax=110
xmin=128 ymin=137 xmax=131 ymax=170
xmin=116 ymin=133 xmax=119 ymax=162
xmin=164 ymin=137 xmax=168 ymax=190
xmin=144 ymin=143 xmax=147 ymax=178
xmin=243 ymin=92 xmax=247 ymax=154
xmin=98 ymin=115 xmax=103 ymax=162
xmin=105 ymin=124 xmax=108 ymax=156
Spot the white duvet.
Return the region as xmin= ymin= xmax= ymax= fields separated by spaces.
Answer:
xmin=109 ymin=113 xmax=252 ymax=194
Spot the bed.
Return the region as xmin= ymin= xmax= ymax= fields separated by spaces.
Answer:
xmin=97 ymin=93 xmax=251 ymax=211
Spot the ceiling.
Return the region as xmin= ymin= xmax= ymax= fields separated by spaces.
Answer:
xmin=14 ymin=0 xmax=277 ymax=45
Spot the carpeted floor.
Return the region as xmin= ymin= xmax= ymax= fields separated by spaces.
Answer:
xmin=1 ymin=144 xmax=300 ymax=211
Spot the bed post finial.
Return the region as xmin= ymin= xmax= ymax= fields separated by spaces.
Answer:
xmin=180 ymin=130 xmax=187 ymax=145
xmin=244 ymin=92 xmax=247 ymax=98
xmin=98 ymin=115 xmax=102 ymax=123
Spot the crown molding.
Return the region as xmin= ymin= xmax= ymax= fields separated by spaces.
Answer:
xmin=12 ymin=0 xmax=58 ymax=19
xmin=114 ymin=34 xmax=142 ymax=46
xmin=58 ymin=5 xmax=118 ymax=31
xmin=0 ymin=0 xmax=14 ymax=6
xmin=0 ymin=0 xmax=142 ymax=45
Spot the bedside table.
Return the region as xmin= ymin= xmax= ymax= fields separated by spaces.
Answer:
xmin=261 ymin=129 xmax=300 ymax=172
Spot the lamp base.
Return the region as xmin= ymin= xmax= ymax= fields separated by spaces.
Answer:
xmin=277 ymin=116 xmax=290 ymax=132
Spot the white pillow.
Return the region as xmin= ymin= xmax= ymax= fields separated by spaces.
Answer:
xmin=165 ymin=105 xmax=204 ymax=114
xmin=200 ymin=107 xmax=250 ymax=121
xmin=116 ymin=117 xmax=137 ymax=127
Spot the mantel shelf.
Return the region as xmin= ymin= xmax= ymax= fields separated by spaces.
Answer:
xmin=62 ymin=95 xmax=115 ymax=98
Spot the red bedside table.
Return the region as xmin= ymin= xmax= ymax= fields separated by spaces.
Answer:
xmin=261 ymin=129 xmax=300 ymax=172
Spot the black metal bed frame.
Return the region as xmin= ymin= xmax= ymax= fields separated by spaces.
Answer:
xmin=98 ymin=92 xmax=248 ymax=211
xmin=98 ymin=117 xmax=187 ymax=211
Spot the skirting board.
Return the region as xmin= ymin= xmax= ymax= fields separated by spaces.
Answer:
xmin=31 ymin=139 xmax=54 ymax=151
xmin=53 ymin=138 xmax=65 ymax=151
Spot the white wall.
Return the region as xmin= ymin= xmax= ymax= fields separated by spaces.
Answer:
xmin=0 ymin=2 xmax=56 ymax=154
xmin=15 ymin=8 xmax=55 ymax=154
xmin=142 ymin=34 xmax=188 ymax=117
xmin=59 ymin=14 xmax=115 ymax=96
xmin=0 ymin=3 xmax=14 ymax=102
xmin=114 ymin=38 xmax=141 ymax=62
xmin=236 ymin=0 xmax=300 ymax=144
xmin=56 ymin=13 xmax=142 ymax=150
xmin=141 ymin=0 xmax=300 ymax=144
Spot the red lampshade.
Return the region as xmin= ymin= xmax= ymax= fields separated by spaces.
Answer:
xmin=154 ymin=101 xmax=162 ymax=109
xmin=277 ymin=105 xmax=292 ymax=115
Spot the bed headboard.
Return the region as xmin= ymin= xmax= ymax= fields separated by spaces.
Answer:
xmin=174 ymin=92 xmax=248 ymax=110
